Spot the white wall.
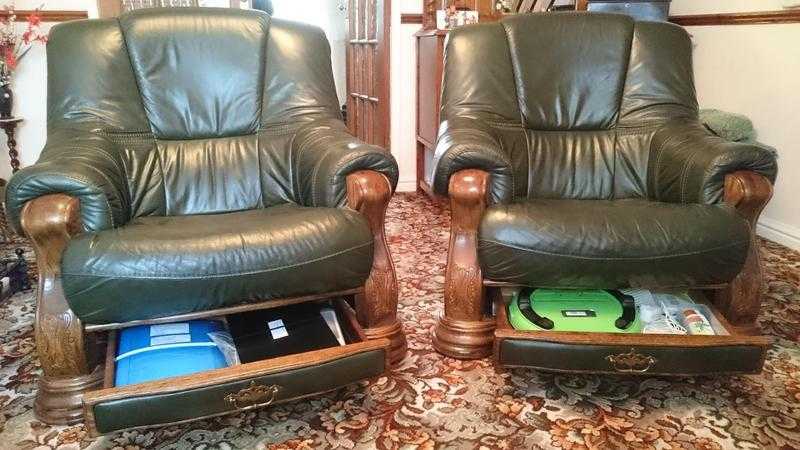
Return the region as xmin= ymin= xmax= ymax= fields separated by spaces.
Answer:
xmin=0 ymin=0 xmax=97 ymax=181
xmin=671 ymin=0 xmax=800 ymax=250
xmin=391 ymin=0 xmax=421 ymax=192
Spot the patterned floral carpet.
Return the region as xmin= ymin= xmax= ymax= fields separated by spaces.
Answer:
xmin=1 ymin=193 xmax=799 ymax=449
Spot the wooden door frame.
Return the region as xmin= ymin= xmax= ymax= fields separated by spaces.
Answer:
xmin=377 ymin=0 xmax=392 ymax=151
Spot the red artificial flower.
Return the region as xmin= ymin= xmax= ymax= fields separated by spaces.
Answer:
xmin=4 ymin=47 xmax=16 ymax=70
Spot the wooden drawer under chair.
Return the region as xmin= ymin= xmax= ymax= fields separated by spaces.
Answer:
xmin=82 ymin=299 xmax=390 ymax=436
xmin=492 ymin=289 xmax=770 ymax=376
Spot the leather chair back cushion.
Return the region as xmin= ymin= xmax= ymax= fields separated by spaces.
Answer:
xmin=47 ymin=8 xmax=342 ymax=216
xmin=440 ymin=14 xmax=698 ymax=200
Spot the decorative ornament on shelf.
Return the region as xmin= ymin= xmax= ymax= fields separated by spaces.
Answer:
xmin=0 ymin=3 xmax=48 ymax=119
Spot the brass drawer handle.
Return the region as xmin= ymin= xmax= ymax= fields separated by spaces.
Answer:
xmin=224 ymin=381 xmax=281 ymax=410
xmin=606 ymin=348 xmax=657 ymax=373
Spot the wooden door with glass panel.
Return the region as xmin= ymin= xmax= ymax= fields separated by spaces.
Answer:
xmin=346 ymin=0 xmax=391 ymax=148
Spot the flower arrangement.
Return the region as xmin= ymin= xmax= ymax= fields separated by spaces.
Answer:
xmin=0 ymin=4 xmax=48 ymax=85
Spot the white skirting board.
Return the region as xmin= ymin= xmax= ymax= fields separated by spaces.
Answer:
xmin=396 ymin=180 xmax=417 ymax=193
xmin=758 ymin=217 xmax=800 ymax=251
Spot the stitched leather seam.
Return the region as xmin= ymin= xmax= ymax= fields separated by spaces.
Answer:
xmin=254 ymin=15 xmax=270 ymax=210
xmin=257 ymin=123 xmax=304 ymax=135
xmin=301 ymin=132 xmax=341 ymax=206
xmin=63 ymin=240 xmax=374 ymax=279
xmin=650 ymin=130 xmax=671 ymax=200
xmin=486 ymin=120 xmax=523 ymax=130
xmin=613 ymin=23 xmax=636 ymax=128
xmin=501 ymin=22 xmax=527 ymax=130
xmin=99 ymin=131 xmax=153 ymax=138
xmin=479 ymin=239 xmax=748 ymax=261
xmin=679 ymin=148 xmax=700 ymax=204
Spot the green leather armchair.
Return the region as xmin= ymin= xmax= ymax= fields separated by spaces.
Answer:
xmin=6 ymin=8 xmax=405 ymax=424
xmin=430 ymin=13 xmax=778 ymax=359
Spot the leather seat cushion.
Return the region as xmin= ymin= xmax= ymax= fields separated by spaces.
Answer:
xmin=62 ymin=204 xmax=374 ymax=324
xmin=478 ymin=199 xmax=751 ymax=288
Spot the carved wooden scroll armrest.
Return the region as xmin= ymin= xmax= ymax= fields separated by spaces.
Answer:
xmin=346 ymin=170 xmax=406 ymax=363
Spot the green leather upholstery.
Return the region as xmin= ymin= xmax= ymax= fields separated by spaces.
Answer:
xmin=5 ymin=8 xmax=397 ymax=323
xmin=479 ymin=200 xmax=750 ymax=288
xmin=433 ymin=13 xmax=778 ymax=288
xmin=62 ymin=205 xmax=374 ymax=324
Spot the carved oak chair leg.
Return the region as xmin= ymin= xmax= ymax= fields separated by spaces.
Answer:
xmin=347 ymin=170 xmax=407 ymax=364
xmin=432 ymin=169 xmax=495 ymax=359
xmin=21 ymin=194 xmax=103 ymax=425
xmin=713 ymin=171 xmax=774 ymax=335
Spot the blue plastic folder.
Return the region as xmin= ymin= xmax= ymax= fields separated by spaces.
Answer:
xmin=115 ymin=320 xmax=229 ymax=386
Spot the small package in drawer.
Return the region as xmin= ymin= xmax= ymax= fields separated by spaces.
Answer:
xmin=115 ymin=320 xmax=229 ymax=386
xmin=227 ymin=303 xmax=345 ymax=363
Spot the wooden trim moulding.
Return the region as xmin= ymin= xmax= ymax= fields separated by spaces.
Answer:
xmin=670 ymin=10 xmax=800 ymax=26
xmin=401 ymin=13 xmax=424 ymax=24
xmin=401 ymin=9 xmax=800 ymax=26
xmin=0 ymin=10 xmax=88 ymax=22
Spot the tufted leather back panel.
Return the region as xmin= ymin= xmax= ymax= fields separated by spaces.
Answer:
xmin=440 ymin=13 xmax=698 ymax=200
xmin=47 ymin=8 xmax=341 ymax=216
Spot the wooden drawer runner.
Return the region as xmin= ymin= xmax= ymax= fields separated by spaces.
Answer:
xmin=83 ymin=300 xmax=390 ymax=435
xmin=493 ymin=292 xmax=770 ymax=376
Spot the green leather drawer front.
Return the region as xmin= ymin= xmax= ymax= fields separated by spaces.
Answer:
xmin=498 ymin=339 xmax=766 ymax=376
xmin=91 ymin=348 xmax=386 ymax=434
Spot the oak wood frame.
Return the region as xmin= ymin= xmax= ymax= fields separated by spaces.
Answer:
xmin=23 ymin=170 xmax=404 ymax=425
xmin=21 ymin=195 xmax=104 ymax=425
xmin=0 ymin=10 xmax=88 ymax=22
xmin=433 ymin=169 xmax=774 ymax=363
xmin=431 ymin=169 xmax=495 ymax=358
xmin=670 ymin=10 xmax=800 ymax=26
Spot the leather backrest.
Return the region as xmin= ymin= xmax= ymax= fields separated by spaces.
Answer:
xmin=47 ymin=8 xmax=341 ymax=216
xmin=440 ymin=13 xmax=698 ymax=200
xmin=118 ymin=8 xmax=267 ymax=140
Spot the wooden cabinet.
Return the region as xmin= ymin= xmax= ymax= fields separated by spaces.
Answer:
xmin=415 ymin=29 xmax=447 ymax=197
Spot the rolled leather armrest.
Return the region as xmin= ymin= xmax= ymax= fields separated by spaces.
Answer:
xmin=294 ymin=119 xmax=399 ymax=207
xmin=649 ymin=119 xmax=778 ymax=204
xmin=431 ymin=117 xmax=514 ymax=204
xmin=5 ymin=129 xmax=131 ymax=234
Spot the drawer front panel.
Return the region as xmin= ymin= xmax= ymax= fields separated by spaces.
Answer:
xmin=499 ymin=339 xmax=765 ymax=376
xmin=92 ymin=349 xmax=385 ymax=434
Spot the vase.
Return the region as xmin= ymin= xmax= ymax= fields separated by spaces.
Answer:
xmin=0 ymin=83 xmax=13 ymax=119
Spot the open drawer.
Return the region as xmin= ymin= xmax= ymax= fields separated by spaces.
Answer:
xmin=83 ymin=299 xmax=390 ymax=436
xmin=493 ymin=290 xmax=771 ymax=376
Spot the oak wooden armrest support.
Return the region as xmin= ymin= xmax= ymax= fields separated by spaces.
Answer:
xmin=21 ymin=194 xmax=103 ymax=425
xmin=432 ymin=169 xmax=495 ymax=359
xmin=346 ymin=170 xmax=407 ymax=364
xmin=712 ymin=170 xmax=774 ymax=333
